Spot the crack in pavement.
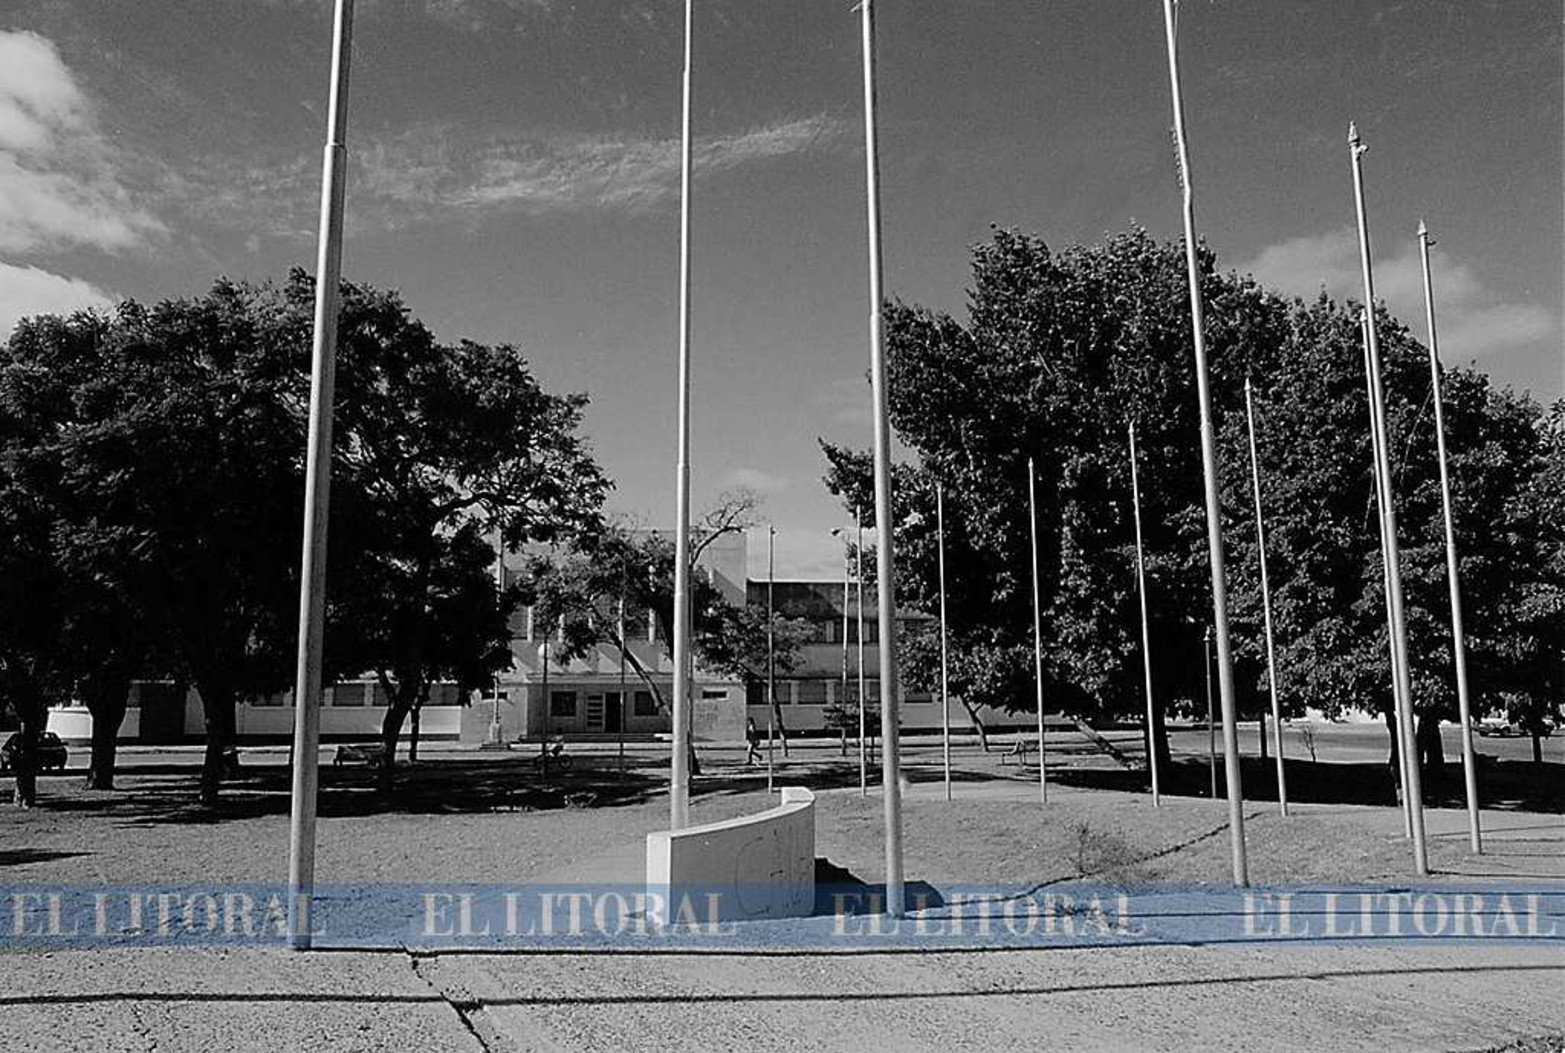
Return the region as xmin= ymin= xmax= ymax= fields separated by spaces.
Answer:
xmin=408 ymin=951 xmax=522 ymax=1053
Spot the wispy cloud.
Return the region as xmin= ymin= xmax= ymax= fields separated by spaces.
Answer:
xmin=162 ymin=113 xmax=845 ymax=241
xmin=1236 ymin=227 xmax=1556 ymax=361
xmin=0 ymin=30 xmax=163 ymax=253
xmin=369 ymin=114 xmax=846 ymax=218
xmin=0 ymin=262 xmax=114 ymax=336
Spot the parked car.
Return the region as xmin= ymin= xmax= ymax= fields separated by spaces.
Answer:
xmin=1474 ymin=717 xmax=1521 ymax=737
xmin=0 ymin=731 xmax=69 ymax=772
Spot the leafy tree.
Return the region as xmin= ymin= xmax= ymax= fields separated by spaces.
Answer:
xmin=2 ymin=293 xmax=304 ymax=804
xmin=287 ymin=272 xmax=611 ymax=780
xmin=824 ymin=225 xmax=1561 ymax=786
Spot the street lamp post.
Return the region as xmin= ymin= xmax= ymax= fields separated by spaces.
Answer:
xmin=1418 ymin=220 xmax=1482 ymax=855
xmin=1349 ymin=122 xmax=1428 ymax=876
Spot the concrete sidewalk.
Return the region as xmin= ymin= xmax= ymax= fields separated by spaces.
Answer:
xmin=0 ymin=940 xmax=1559 ymax=1052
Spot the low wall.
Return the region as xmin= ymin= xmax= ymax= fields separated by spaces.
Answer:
xmin=646 ymin=787 xmax=815 ymax=924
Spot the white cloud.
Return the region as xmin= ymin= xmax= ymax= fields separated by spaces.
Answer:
xmin=0 ymin=263 xmax=115 ymax=336
xmin=0 ymin=30 xmax=163 ymax=253
xmin=1236 ymin=227 xmax=1556 ymax=360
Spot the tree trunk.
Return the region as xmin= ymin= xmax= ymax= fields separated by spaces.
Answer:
xmin=1533 ymin=730 xmax=1544 ymax=765
xmin=194 ymin=677 xmax=237 ymax=806
xmin=1417 ymin=712 xmax=1445 ymax=777
xmin=378 ymin=677 xmax=420 ymax=791
xmin=409 ymin=702 xmax=422 ymax=765
xmin=1383 ymin=705 xmax=1402 ymax=806
xmin=7 ymin=674 xmax=45 ymax=808
xmin=1258 ymin=715 xmax=1268 ymax=760
xmin=958 ymin=696 xmax=991 ymax=752
xmin=82 ymin=673 xmax=131 ymax=791
xmin=1150 ymin=699 xmax=1171 ymax=775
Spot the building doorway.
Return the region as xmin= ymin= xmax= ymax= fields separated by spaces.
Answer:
xmin=603 ymin=692 xmax=623 ymax=734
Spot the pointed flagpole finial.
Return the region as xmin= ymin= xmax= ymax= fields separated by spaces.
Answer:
xmin=1244 ymin=375 xmax=1253 ymax=394
xmin=1417 ymin=218 xmax=1427 ymax=237
xmin=1348 ymin=120 xmax=1359 ymax=144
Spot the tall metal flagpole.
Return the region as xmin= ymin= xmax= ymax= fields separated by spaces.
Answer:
xmin=840 ymin=533 xmax=850 ymax=718
xmin=767 ymin=525 xmax=776 ymax=795
xmin=1349 ymin=123 xmax=1428 ymax=875
xmin=1244 ymin=381 xmax=1289 ymax=816
xmin=1362 ymin=312 xmax=1414 ymax=839
xmin=1027 ymin=458 xmax=1047 ymax=806
xmin=286 ymin=0 xmax=355 ymax=951
xmin=1418 ymin=221 xmax=1482 ymax=854
xmin=937 ymin=483 xmax=952 ymax=802
xmin=856 ymin=509 xmax=867 ymax=796
xmin=1128 ymin=423 xmax=1161 ymax=806
xmin=859 ymin=0 xmax=904 ymax=917
xmin=1162 ymin=0 xmax=1246 ymax=885
xmin=668 ymin=0 xmax=695 ymax=831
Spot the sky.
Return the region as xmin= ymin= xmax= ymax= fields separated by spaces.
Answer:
xmin=2 ymin=0 xmax=1560 ymax=580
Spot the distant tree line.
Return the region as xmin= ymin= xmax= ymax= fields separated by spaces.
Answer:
xmin=824 ymin=227 xmax=1564 ymax=777
xmin=0 ymin=271 xmax=608 ymax=806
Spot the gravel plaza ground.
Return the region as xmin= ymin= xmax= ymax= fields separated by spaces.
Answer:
xmin=1 ymin=722 xmax=1561 ymax=1051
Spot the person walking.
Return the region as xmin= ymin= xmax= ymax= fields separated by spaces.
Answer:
xmin=745 ymin=717 xmax=762 ymax=766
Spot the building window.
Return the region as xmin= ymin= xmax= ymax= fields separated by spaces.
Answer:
xmin=633 ymin=690 xmax=657 ymax=717
xmin=701 ymin=688 xmax=728 ymax=701
xmin=796 ymin=679 xmax=829 ymax=705
xmin=550 ymin=691 xmax=577 ymax=717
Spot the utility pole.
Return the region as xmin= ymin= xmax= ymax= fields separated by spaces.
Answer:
xmin=1244 ymin=381 xmax=1289 ymax=816
xmin=1349 ymin=122 xmax=1428 ymax=875
xmin=1161 ymin=0 xmax=1246 ymax=885
xmin=1129 ymin=423 xmax=1161 ymax=806
xmin=286 ymin=0 xmax=355 ymax=951
xmin=1418 ymin=220 xmax=1482 ymax=855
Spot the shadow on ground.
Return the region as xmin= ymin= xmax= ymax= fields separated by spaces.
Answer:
xmin=1047 ymin=755 xmax=1564 ymax=813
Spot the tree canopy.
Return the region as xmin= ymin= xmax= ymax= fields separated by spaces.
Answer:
xmin=823 ymin=226 xmax=1563 ymax=769
xmin=0 ymin=272 xmax=607 ymax=802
